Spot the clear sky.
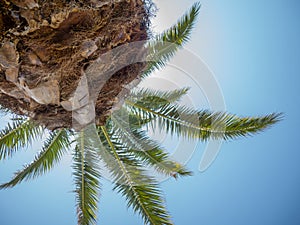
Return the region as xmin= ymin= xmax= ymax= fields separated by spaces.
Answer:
xmin=1 ymin=0 xmax=300 ymax=225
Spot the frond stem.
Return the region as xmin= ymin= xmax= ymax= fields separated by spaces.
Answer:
xmin=100 ymin=126 xmax=156 ymax=225
xmin=0 ymin=119 xmax=31 ymax=141
xmin=80 ymin=131 xmax=85 ymax=213
xmin=125 ymin=100 xmax=213 ymax=132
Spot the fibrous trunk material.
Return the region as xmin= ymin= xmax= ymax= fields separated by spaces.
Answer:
xmin=0 ymin=0 xmax=150 ymax=130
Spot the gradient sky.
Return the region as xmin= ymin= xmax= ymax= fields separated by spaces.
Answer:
xmin=1 ymin=0 xmax=300 ymax=225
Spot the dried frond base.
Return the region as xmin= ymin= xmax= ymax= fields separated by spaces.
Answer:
xmin=0 ymin=0 xmax=151 ymax=130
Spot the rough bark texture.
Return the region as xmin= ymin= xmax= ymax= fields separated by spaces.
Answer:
xmin=0 ymin=0 xmax=151 ymax=130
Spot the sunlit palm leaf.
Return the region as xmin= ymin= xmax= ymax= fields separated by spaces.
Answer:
xmin=0 ymin=119 xmax=43 ymax=160
xmin=0 ymin=129 xmax=71 ymax=189
xmin=98 ymin=126 xmax=173 ymax=225
xmin=143 ymin=2 xmax=201 ymax=77
xmin=126 ymin=100 xmax=282 ymax=140
xmin=111 ymin=110 xmax=191 ymax=177
xmin=125 ymin=88 xmax=190 ymax=129
xmin=129 ymin=87 xmax=189 ymax=109
xmin=73 ymin=128 xmax=101 ymax=225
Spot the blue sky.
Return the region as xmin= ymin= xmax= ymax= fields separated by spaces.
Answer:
xmin=1 ymin=0 xmax=300 ymax=225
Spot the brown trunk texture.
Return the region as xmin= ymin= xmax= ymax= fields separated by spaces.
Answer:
xmin=0 ymin=0 xmax=150 ymax=130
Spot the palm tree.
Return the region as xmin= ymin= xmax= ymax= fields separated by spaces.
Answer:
xmin=0 ymin=2 xmax=281 ymax=225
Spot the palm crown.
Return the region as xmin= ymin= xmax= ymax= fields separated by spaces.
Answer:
xmin=0 ymin=3 xmax=281 ymax=225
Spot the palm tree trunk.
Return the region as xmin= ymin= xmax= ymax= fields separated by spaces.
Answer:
xmin=0 ymin=0 xmax=150 ymax=130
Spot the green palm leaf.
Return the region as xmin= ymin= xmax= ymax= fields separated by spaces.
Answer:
xmin=111 ymin=109 xmax=191 ymax=177
xmin=126 ymin=100 xmax=282 ymax=140
xmin=0 ymin=129 xmax=71 ymax=189
xmin=0 ymin=119 xmax=43 ymax=160
xmin=128 ymin=87 xmax=189 ymax=110
xmin=98 ymin=126 xmax=173 ymax=225
xmin=73 ymin=128 xmax=101 ymax=225
xmin=144 ymin=2 xmax=201 ymax=77
xmin=126 ymin=131 xmax=192 ymax=178
xmin=125 ymin=88 xmax=190 ymax=129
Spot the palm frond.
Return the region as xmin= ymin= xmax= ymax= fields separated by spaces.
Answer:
xmin=0 ymin=129 xmax=71 ymax=189
xmin=73 ymin=128 xmax=101 ymax=225
xmin=97 ymin=126 xmax=173 ymax=225
xmin=111 ymin=110 xmax=191 ymax=177
xmin=128 ymin=87 xmax=189 ymax=110
xmin=126 ymin=99 xmax=282 ymax=140
xmin=143 ymin=2 xmax=201 ymax=77
xmin=0 ymin=119 xmax=44 ymax=160
xmin=125 ymin=112 xmax=152 ymax=130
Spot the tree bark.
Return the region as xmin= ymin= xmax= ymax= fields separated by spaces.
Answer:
xmin=0 ymin=0 xmax=150 ymax=130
